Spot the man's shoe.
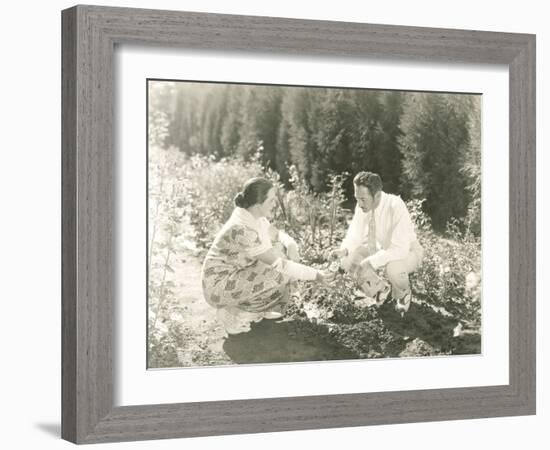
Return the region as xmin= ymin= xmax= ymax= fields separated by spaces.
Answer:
xmin=395 ymin=292 xmax=412 ymax=317
xmin=375 ymin=284 xmax=391 ymax=306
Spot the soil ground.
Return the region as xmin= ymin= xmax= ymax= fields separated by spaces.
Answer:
xmin=151 ymin=251 xmax=480 ymax=368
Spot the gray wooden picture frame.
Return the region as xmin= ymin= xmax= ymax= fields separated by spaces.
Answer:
xmin=61 ymin=4 xmax=536 ymax=444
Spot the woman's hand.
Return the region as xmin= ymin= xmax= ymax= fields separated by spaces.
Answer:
xmin=267 ymin=224 xmax=279 ymax=242
xmin=272 ymin=242 xmax=286 ymax=259
xmin=287 ymin=242 xmax=300 ymax=262
xmin=315 ymin=270 xmax=335 ymax=284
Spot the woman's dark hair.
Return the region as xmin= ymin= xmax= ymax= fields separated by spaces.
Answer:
xmin=234 ymin=177 xmax=273 ymax=209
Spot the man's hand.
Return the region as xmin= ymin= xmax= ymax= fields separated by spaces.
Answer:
xmin=329 ymin=248 xmax=348 ymax=260
xmin=359 ymin=258 xmax=375 ymax=272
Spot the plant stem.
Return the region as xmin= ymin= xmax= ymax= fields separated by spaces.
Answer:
xmin=329 ymin=180 xmax=337 ymax=246
xmin=148 ymin=166 xmax=165 ymax=273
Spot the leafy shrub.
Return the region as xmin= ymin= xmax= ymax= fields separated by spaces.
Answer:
xmin=410 ymin=203 xmax=481 ymax=327
xmin=149 ymin=149 xmax=481 ymax=361
xmin=182 ymin=155 xmax=264 ymax=250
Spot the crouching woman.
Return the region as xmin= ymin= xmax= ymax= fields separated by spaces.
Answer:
xmin=201 ymin=177 xmax=331 ymax=334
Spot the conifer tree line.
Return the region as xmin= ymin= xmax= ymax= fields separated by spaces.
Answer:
xmin=149 ymin=81 xmax=481 ymax=234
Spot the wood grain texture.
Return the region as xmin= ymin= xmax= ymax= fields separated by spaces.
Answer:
xmin=508 ymin=36 xmax=536 ymax=411
xmin=61 ymin=6 xmax=77 ymax=443
xmin=61 ymin=4 xmax=536 ymax=444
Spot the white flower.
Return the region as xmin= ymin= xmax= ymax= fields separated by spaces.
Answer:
xmin=453 ymin=322 xmax=463 ymax=337
xmin=465 ymin=272 xmax=479 ymax=290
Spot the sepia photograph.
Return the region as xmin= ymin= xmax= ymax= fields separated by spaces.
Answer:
xmin=147 ymin=79 xmax=482 ymax=368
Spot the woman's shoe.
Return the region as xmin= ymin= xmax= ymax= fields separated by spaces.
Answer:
xmin=262 ymin=311 xmax=283 ymax=320
xmin=217 ymin=307 xmax=255 ymax=335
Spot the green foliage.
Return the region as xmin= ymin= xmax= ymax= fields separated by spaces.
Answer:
xmin=410 ymin=206 xmax=481 ymax=327
xmin=399 ymin=93 xmax=480 ymax=232
xmin=148 ymin=143 xmax=189 ymax=366
xmin=150 ymin=81 xmax=480 ymax=231
xmin=148 ymin=82 xmax=482 ymax=362
xmin=159 ymin=155 xmax=481 ymax=360
xmin=461 ymin=98 xmax=482 ymax=235
xmin=267 ymin=165 xmax=350 ymax=264
xmin=183 ymin=155 xmax=263 ymax=250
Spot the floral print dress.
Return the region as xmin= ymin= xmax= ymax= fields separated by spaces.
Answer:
xmin=201 ymin=208 xmax=291 ymax=331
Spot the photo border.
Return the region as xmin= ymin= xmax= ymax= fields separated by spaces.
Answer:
xmin=62 ymin=5 xmax=535 ymax=443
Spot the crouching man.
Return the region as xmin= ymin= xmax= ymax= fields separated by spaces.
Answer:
xmin=331 ymin=171 xmax=424 ymax=315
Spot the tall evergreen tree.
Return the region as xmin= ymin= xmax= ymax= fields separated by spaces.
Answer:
xmin=282 ymin=88 xmax=316 ymax=184
xmin=155 ymin=81 xmax=480 ymax=231
xmin=220 ymin=85 xmax=243 ymax=156
xmin=399 ymin=93 xmax=471 ymax=231
xmin=376 ymin=91 xmax=405 ymax=194
xmin=460 ymin=96 xmax=482 ymax=235
xmin=309 ymin=89 xmax=354 ymax=190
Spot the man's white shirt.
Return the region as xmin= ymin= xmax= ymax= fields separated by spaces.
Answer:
xmin=340 ymin=191 xmax=417 ymax=269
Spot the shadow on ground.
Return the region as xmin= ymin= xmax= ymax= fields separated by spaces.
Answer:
xmin=375 ymin=300 xmax=481 ymax=355
xmin=35 ymin=423 xmax=60 ymax=438
xmin=222 ymin=300 xmax=481 ymax=365
xmin=223 ymin=319 xmax=358 ymax=364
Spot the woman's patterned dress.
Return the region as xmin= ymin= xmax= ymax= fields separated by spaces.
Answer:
xmin=201 ymin=212 xmax=290 ymax=315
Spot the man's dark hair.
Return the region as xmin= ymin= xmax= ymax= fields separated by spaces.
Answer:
xmin=353 ymin=171 xmax=383 ymax=196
